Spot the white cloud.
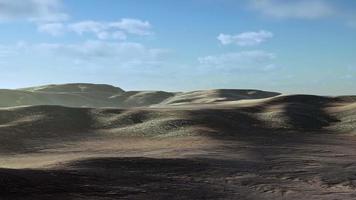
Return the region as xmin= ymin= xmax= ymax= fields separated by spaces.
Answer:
xmin=198 ymin=50 xmax=277 ymax=71
xmin=0 ymin=0 xmax=68 ymax=22
xmin=0 ymin=40 xmax=167 ymax=69
xmin=68 ymin=21 xmax=107 ymax=35
xmin=249 ymin=0 xmax=335 ymax=19
xmin=37 ymin=22 xmax=65 ymax=36
xmin=97 ymin=31 xmax=127 ymax=40
xmin=38 ymin=18 xmax=151 ymax=40
xmin=109 ymin=18 xmax=151 ymax=36
xmin=32 ymin=40 xmax=166 ymax=67
xmin=217 ymin=30 xmax=273 ymax=46
xmin=0 ymin=1 xmax=152 ymax=40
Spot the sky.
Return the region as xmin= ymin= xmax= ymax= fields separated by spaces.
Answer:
xmin=0 ymin=0 xmax=355 ymax=95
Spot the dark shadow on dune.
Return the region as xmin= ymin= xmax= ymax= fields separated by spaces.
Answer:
xmin=183 ymin=95 xmax=342 ymax=137
xmin=0 ymin=105 xmax=103 ymax=154
xmin=262 ymin=95 xmax=340 ymax=131
xmin=0 ymin=157 xmax=253 ymax=200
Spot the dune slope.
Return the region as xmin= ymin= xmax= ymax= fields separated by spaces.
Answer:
xmin=0 ymin=83 xmax=280 ymax=108
xmin=0 ymin=94 xmax=355 ymax=154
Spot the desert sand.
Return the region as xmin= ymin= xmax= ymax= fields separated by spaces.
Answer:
xmin=0 ymin=83 xmax=356 ymax=199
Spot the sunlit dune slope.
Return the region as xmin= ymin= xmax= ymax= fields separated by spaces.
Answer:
xmin=0 ymin=94 xmax=355 ymax=154
xmin=0 ymin=83 xmax=280 ymax=108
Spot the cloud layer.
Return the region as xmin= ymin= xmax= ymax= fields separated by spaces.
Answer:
xmin=0 ymin=40 xmax=166 ymax=69
xmin=249 ymin=0 xmax=335 ymax=19
xmin=37 ymin=41 xmax=163 ymax=64
xmin=217 ymin=30 xmax=273 ymax=46
xmin=38 ymin=18 xmax=152 ymax=40
xmin=0 ymin=0 xmax=68 ymax=22
xmin=198 ymin=51 xmax=277 ymax=71
xmin=0 ymin=1 xmax=159 ymax=69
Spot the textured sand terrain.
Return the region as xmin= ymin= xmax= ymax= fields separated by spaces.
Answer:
xmin=0 ymin=83 xmax=279 ymax=108
xmin=0 ymin=84 xmax=356 ymax=199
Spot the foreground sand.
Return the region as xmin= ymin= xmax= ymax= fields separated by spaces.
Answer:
xmin=2 ymin=134 xmax=356 ymax=200
xmin=1 ymin=93 xmax=356 ymax=199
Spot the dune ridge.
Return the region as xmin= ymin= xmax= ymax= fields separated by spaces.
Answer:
xmin=0 ymin=83 xmax=280 ymax=108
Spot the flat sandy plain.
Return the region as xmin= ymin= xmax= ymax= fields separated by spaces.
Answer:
xmin=0 ymin=84 xmax=356 ymax=199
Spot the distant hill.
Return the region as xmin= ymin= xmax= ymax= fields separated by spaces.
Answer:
xmin=0 ymin=83 xmax=281 ymax=108
xmin=20 ymin=83 xmax=125 ymax=94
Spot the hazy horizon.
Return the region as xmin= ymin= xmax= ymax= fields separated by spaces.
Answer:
xmin=1 ymin=82 xmax=354 ymax=97
xmin=0 ymin=0 xmax=355 ymax=95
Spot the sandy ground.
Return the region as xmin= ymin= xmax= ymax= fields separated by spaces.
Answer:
xmin=1 ymin=93 xmax=356 ymax=199
xmin=1 ymin=132 xmax=356 ymax=200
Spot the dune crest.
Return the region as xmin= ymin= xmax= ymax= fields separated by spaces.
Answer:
xmin=0 ymin=83 xmax=281 ymax=108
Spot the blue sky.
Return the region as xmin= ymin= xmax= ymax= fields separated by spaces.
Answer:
xmin=0 ymin=0 xmax=355 ymax=95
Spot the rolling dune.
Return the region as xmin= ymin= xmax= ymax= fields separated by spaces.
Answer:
xmin=1 ymin=84 xmax=356 ymax=199
xmin=0 ymin=83 xmax=280 ymax=108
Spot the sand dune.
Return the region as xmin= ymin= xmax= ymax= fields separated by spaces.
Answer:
xmin=159 ymin=89 xmax=280 ymax=105
xmin=0 ymin=93 xmax=355 ymax=154
xmin=1 ymin=84 xmax=356 ymax=199
xmin=0 ymin=83 xmax=280 ymax=108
